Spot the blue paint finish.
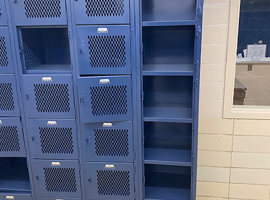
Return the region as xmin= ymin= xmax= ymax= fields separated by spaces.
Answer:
xmin=0 ymin=75 xmax=20 ymax=117
xmin=0 ymin=193 xmax=31 ymax=200
xmin=0 ymin=0 xmax=8 ymax=26
xmin=32 ymin=159 xmax=82 ymax=198
xmin=27 ymin=119 xmax=79 ymax=160
xmin=11 ymin=0 xmax=67 ymax=26
xmin=0 ymin=27 xmax=14 ymax=73
xmin=76 ymin=25 xmax=131 ymax=75
xmin=83 ymin=121 xmax=134 ymax=163
xmin=22 ymin=74 xmax=75 ymax=118
xmin=77 ymin=76 xmax=132 ymax=123
xmin=84 ymin=162 xmax=135 ymax=200
xmin=73 ymin=0 xmax=130 ymax=25
xmin=0 ymin=117 xmax=26 ymax=157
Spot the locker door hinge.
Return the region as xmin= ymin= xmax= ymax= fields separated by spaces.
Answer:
xmin=19 ymin=43 xmax=24 ymax=54
xmin=196 ymin=25 xmax=202 ymax=37
xmin=194 ymin=79 xmax=199 ymax=89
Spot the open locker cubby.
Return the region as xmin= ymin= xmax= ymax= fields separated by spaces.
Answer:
xmin=19 ymin=27 xmax=71 ymax=74
xmin=143 ymin=76 xmax=193 ymax=122
xmin=145 ymin=165 xmax=191 ymax=200
xmin=142 ymin=26 xmax=195 ymax=75
xmin=0 ymin=117 xmax=26 ymax=157
xmin=0 ymin=158 xmax=31 ymax=193
xmin=144 ymin=122 xmax=191 ymax=166
xmin=142 ymin=0 xmax=196 ymax=23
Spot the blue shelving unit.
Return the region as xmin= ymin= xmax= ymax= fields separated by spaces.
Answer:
xmin=2 ymin=0 xmax=203 ymax=199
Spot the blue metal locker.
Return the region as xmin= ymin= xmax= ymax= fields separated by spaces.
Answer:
xmin=40 ymin=198 xmax=80 ymax=200
xmin=73 ymin=0 xmax=130 ymax=25
xmin=85 ymin=162 xmax=134 ymax=200
xmin=0 ymin=193 xmax=31 ymax=200
xmin=77 ymin=25 xmax=131 ymax=75
xmin=11 ymin=0 xmax=67 ymax=26
xmin=0 ymin=0 xmax=7 ymax=26
xmin=0 ymin=27 xmax=14 ymax=74
xmin=27 ymin=119 xmax=78 ymax=160
xmin=83 ymin=121 xmax=133 ymax=163
xmin=22 ymin=75 xmax=75 ymax=118
xmin=32 ymin=159 xmax=81 ymax=198
xmin=0 ymin=75 xmax=20 ymax=117
xmin=77 ymin=76 xmax=132 ymax=123
xmin=0 ymin=117 xmax=26 ymax=157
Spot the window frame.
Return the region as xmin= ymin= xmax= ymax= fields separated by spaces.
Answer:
xmin=223 ymin=0 xmax=270 ymax=119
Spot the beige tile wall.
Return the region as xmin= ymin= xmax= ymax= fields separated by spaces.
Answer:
xmin=197 ymin=0 xmax=270 ymax=199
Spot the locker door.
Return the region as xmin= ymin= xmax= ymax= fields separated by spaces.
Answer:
xmin=0 ymin=75 xmax=20 ymax=117
xmin=0 ymin=193 xmax=32 ymax=200
xmin=83 ymin=121 xmax=133 ymax=162
xmin=77 ymin=25 xmax=131 ymax=75
xmin=74 ymin=0 xmax=130 ymax=25
xmin=0 ymin=28 xmax=14 ymax=74
xmin=11 ymin=0 xmax=67 ymax=26
xmin=0 ymin=0 xmax=7 ymax=25
xmin=85 ymin=162 xmax=134 ymax=200
xmin=32 ymin=160 xmax=81 ymax=198
xmin=78 ymin=76 xmax=132 ymax=123
xmin=0 ymin=117 xmax=26 ymax=157
xmin=22 ymin=75 xmax=75 ymax=118
xmin=28 ymin=119 xmax=78 ymax=159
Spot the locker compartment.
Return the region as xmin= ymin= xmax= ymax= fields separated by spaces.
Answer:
xmin=78 ymin=76 xmax=132 ymax=123
xmin=0 ymin=117 xmax=26 ymax=157
xmin=144 ymin=122 xmax=192 ymax=166
xmin=28 ymin=119 xmax=78 ymax=159
xmin=77 ymin=25 xmax=131 ymax=75
xmin=11 ymin=0 xmax=67 ymax=26
xmin=143 ymin=26 xmax=195 ymax=74
xmin=83 ymin=121 xmax=133 ymax=162
xmin=0 ymin=193 xmax=31 ymax=200
xmin=0 ymin=75 xmax=20 ymax=117
xmin=22 ymin=75 xmax=75 ymax=118
xmin=74 ymin=0 xmax=130 ymax=25
xmin=144 ymin=76 xmax=193 ymax=122
xmin=0 ymin=28 xmax=14 ymax=74
xmin=85 ymin=162 xmax=134 ymax=200
xmin=19 ymin=27 xmax=71 ymax=73
xmin=0 ymin=0 xmax=7 ymax=25
xmin=142 ymin=0 xmax=196 ymax=22
xmin=32 ymin=160 xmax=81 ymax=198
xmin=145 ymin=165 xmax=191 ymax=200
xmin=0 ymin=158 xmax=31 ymax=193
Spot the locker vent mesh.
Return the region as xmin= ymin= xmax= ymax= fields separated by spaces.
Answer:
xmin=24 ymin=0 xmax=61 ymax=19
xmin=44 ymin=168 xmax=77 ymax=192
xmin=39 ymin=127 xmax=74 ymax=155
xmin=0 ymin=83 xmax=15 ymax=111
xmin=94 ymin=129 xmax=129 ymax=157
xmin=90 ymin=85 xmax=128 ymax=116
xmin=24 ymin=44 xmax=41 ymax=70
xmin=0 ymin=37 xmax=8 ymax=67
xmin=97 ymin=170 xmax=130 ymax=196
xmin=85 ymin=0 xmax=125 ymax=17
xmin=0 ymin=126 xmax=20 ymax=152
xmin=88 ymin=35 xmax=126 ymax=68
xmin=34 ymin=84 xmax=71 ymax=113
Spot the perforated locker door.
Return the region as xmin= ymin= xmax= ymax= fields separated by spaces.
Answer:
xmin=0 ymin=117 xmax=26 ymax=157
xmin=11 ymin=0 xmax=67 ymax=25
xmin=83 ymin=121 xmax=133 ymax=162
xmin=32 ymin=160 xmax=81 ymax=198
xmin=0 ymin=1 xmax=8 ymax=25
xmin=85 ymin=162 xmax=134 ymax=200
xmin=0 ymin=75 xmax=20 ymax=117
xmin=28 ymin=119 xmax=78 ymax=159
xmin=77 ymin=25 xmax=131 ymax=75
xmin=74 ymin=0 xmax=130 ymax=24
xmin=0 ymin=193 xmax=32 ymax=200
xmin=22 ymin=75 xmax=75 ymax=118
xmin=0 ymin=28 xmax=14 ymax=74
xmin=78 ymin=76 xmax=132 ymax=123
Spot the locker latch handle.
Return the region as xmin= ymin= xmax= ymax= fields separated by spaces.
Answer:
xmin=36 ymin=176 xmax=39 ymax=181
xmin=80 ymin=98 xmax=86 ymax=104
xmin=88 ymin=178 xmax=92 ymax=183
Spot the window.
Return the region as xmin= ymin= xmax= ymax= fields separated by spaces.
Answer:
xmin=224 ymin=0 xmax=270 ymax=118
